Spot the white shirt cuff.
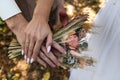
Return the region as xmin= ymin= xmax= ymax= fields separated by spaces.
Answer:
xmin=0 ymin=0 xmax=21 ymax=20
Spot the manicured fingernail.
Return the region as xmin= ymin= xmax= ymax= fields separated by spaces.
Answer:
xmin=21 ymin=50 xmax=24 ymax=55
xmin=27 ymin=58 xmax=30 ymax=63
xmin=30 ymin=58 xmax=34 ymax=63
xmin=47 ymin=46 xmax=51 ymax=53
xmin=24 ymin=55 xmax=27 ymax=60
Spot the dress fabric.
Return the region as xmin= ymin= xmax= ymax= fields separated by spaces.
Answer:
xmin=69 ymin=0 xmax=120 ymax=80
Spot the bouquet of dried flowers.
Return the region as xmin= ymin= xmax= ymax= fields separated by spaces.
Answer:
xmin=8 ymin=14 xmax=96 ymax=69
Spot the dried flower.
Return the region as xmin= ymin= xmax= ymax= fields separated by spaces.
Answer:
xmin=8 ymin=14 xmax=96 ymax=69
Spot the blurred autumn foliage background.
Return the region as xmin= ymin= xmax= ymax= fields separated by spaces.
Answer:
xmin=0 ymin=0 xmax=105 ymax=80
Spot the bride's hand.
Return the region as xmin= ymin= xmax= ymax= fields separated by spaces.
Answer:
xmin=24 ymin=16 xmax=53 ymax=63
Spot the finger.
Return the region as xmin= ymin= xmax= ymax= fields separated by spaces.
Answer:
xmin=41 ymin=46 xmax=61 ymax=66
xmin=46 ymin=34 xmax=53 ymax=53
xmin=27 ymin=39 xmax=35 ymax=63
xmin=37 ymin=56 xmax=47 ymax=67
xmin=51 ymin=48 xmax=62 ymax=57
xmin=39 ymin=51 xmax=56 ymax=67
xmin=70 ymin=50 xmax=82 ymax=57
xmin=31 ymin=39 xmax=42 ymax=63
xmin=24 ymin=34 xmax=30 ymax=60
xmin=21 ymin=39 xmax=25 ymax=55
xmin=52 ymin=41 xmax=66 ymax=54
xmin=49 ymin=52 xmax=61 ymax=66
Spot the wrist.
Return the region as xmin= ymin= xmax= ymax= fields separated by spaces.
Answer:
xmin=32 ymin=14 xmax=49 ymax=24
xmin=33 ymin=0 xmax=54 ymax=22
xmin=33 ymin=12 xmax=49 ymax=22
xmin=5 ymin=13 xmax=28 ymax=34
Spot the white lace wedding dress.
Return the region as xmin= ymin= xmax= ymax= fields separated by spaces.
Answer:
xmin=69 ymin=0 xmax=120 ymax=80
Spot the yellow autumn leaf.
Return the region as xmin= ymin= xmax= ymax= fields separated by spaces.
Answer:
xmin=42 ymin=72 xmax=50 ymax=80
xmin=15 ymin=73 xmax=20 ymax=78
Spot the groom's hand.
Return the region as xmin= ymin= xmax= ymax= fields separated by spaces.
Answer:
xmin=36 ymin=42 xmax=66 ymax=67
xmin=5 ymin=13 xmax=28 ymax=48
xmin=37 ymin=46 xmax=61 ymax=67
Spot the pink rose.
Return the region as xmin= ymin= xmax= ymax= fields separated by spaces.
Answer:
xmin=68 ymin=35 xmax=79 ymax=48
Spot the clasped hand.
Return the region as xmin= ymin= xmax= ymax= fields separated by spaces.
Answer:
xmin=22 ymin=17 xmax=65 ymax=67
xmin=6 ymin=14 xmax=65 ymax=67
